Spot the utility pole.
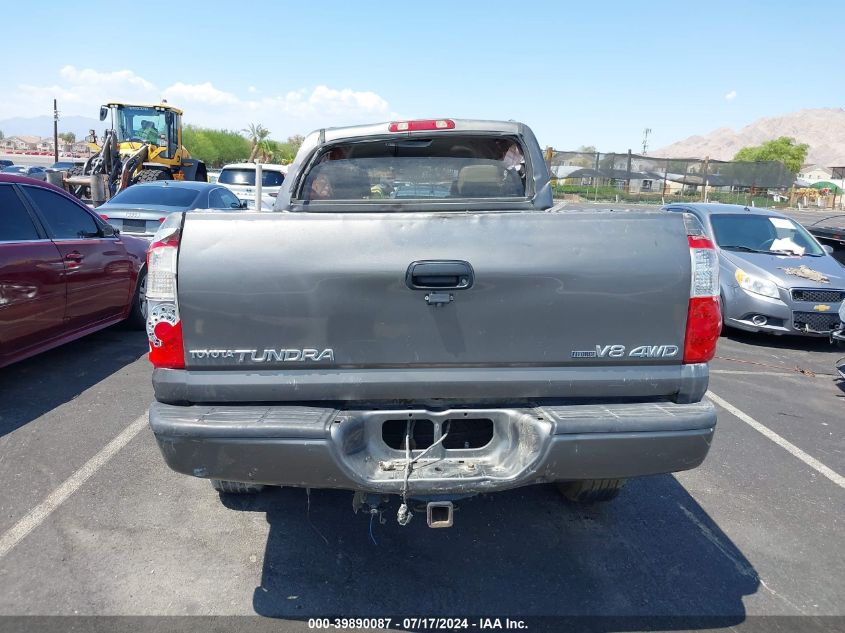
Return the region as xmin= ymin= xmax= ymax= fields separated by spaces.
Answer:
xmin=53 ymin=99 xmax=59 ymax=164
xmin=641 ymin=128 xmax=651 ymax=155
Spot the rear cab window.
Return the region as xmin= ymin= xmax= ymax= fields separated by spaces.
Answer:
xmin=219 ymin=169 xmax=285 ymax=187
xmin=296 ymin=134 xmax=528 ymax=205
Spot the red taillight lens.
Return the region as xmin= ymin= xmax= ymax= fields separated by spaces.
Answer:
xmin=148 ymin=321 xmax=185 ymax=369
xmin=158 ymin=217 xmax=167 ymax=223
xmin=683 ymin=215 xmax=721 ymax=363
xmin=687 ymin=235 xmax=713 ymax=249
xmin=388 ymin=119 xmax=455 ymax=132
xmin=684 ymin=296 xmax=721 ymax=363
xmin=99 ymin=213 xmax=109 ymax=220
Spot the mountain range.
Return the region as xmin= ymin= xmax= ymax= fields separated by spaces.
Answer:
xmin=0 ymin=115 xmax=101 ymax=141
xmin=652 ymin=108 xmax=845 ymax=167
xmin=5 ymin=108 xmax=845 ymax=168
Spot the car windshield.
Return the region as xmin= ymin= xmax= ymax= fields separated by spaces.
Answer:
xmin=218 ymin=168 xmax=284 ymax=187
xmin=107 ymin=186 xmax=200 ymax=208
xmin=2 ymin=166 xmax=25 ymax=173
xmin=711 ymin=213 xmax=824 ymax=257
xmin=298 ymin=135 xmax=527 ymax=202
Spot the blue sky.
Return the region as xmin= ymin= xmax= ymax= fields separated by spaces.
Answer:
xmin=2 ymin=0 xmax=843 ymax=151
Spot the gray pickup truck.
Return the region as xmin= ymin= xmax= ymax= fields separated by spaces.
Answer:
xmin=146 ymin=119 xmax=721 ymax=528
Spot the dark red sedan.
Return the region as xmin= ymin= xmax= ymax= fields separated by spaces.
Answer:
xmin=0 ymin=174 xmax=149 ymax=368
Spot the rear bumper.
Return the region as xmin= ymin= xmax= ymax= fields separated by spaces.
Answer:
xmin=149 ymin=399 xmax=717 ymax=495
xmin=153 ymin=363 xmax=710 ymax=405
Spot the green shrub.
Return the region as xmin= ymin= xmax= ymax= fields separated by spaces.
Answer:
xmin=182 ymin=126 xmax=251 ymax=167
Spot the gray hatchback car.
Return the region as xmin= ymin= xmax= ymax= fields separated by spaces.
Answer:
xmin=665 ymin=203 xmax=844 ymax=337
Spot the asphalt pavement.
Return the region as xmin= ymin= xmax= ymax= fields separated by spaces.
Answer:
xmin=0 ymin=321 xmax=842 ymax=632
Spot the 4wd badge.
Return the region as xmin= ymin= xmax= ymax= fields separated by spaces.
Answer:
xmin=571 ymin=344 xmax=679 ymax=359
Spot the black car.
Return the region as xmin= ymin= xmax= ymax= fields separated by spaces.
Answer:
xmin=0 ymin=159 xmax=14 ymax=169
xmin=49 ymin=160 xmax=85 ymax=171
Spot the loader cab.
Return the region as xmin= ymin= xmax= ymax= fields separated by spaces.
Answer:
xmin=106 ymin=103 xmax=179 ymax=159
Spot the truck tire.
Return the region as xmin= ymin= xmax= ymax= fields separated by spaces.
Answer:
xmin=557 ymin=479 xmax=626 ymax=503
xmin=133 ymin=169 xmax=172 ymax=185
xmin=211 ymin=479 xmax=265 ymax=494
xmin=126 ymin=269 xmax=147 ymax=330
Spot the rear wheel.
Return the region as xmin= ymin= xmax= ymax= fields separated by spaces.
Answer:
xmin=126 ymin=269 xmax=147 ymax=330
xmin=557 ymin=479 xmax=626 ymax=503
xmin=133 ymin=168 xmax=172 ymax=185
xmin=211 ymin=479 xmax=265 ymax=494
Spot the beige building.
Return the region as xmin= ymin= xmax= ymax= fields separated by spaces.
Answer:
xmin=1 ymin=135 xmax=40 ymax=151
xmin=798 ymin=164 xmax=832 ymax=181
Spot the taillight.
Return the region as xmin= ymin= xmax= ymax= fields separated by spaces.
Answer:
xmin=388 ymin=119 xmax=455 ymax=132
xmin=147 ymin=214 xmax=184 ymax=369
xmin=158 ymin=217 xmax=167 ymax=223
xmin=99 ymin=213 xmax=109 ymax=220
xmin=684 ymin=214 xmax=721 ymax=363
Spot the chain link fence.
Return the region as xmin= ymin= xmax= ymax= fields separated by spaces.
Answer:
xmin=547 ymin=150 xmax=799 ymax=207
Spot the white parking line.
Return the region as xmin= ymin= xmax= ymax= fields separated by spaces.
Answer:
xmin=707 ymin=390 xmax=845 ymax=490
xmin=0 ymin=413 xmax=148 ymax=560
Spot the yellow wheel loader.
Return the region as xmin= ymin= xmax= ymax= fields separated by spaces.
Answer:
xmin=68 ymin=102 xmax=207 ymax=201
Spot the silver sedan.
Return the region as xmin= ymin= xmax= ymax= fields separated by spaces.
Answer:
xmin=1 ymin=165 xmax=47 ymax=181
xmin=96 ymin=180 xmax=246 ymax=239
xmin=664 ymin=203 xmax=844 ymax=338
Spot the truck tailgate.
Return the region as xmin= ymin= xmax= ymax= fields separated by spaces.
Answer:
xmin=175 ymin=211 xmax=693 ymax=395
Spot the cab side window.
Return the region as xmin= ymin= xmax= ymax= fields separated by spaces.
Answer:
xmin=0 ymin=185 xmax=40 ymax=242
xmin=23 ymin=186 xmax=100 ymax=240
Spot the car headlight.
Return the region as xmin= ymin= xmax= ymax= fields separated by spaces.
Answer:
xmin=735 ymin=269 xmax=780 ymax=299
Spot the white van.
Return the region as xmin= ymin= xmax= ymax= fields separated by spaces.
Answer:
xmin=217 ymin=163 xmax=288 ymax=210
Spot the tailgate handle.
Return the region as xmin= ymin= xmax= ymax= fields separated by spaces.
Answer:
xmin=406 ymin=260 xmax=474 ymax=290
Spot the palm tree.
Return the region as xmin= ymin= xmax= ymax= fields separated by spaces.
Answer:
xmin=243 ymin=123 xmax=270 ymax=163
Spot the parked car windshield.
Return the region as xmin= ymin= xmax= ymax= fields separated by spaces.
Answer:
xmin=298 ymin=135 xmax=527 ymax=202
xmin=107 ymin=186 xmax=200 ymax=208
xmin=219 ymin=168 xmax=285 ymax=187
xmin=2 ymin=166 xmax=26 ymax=173
xmin=711 ymin=213 xmax=824 ymax=256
